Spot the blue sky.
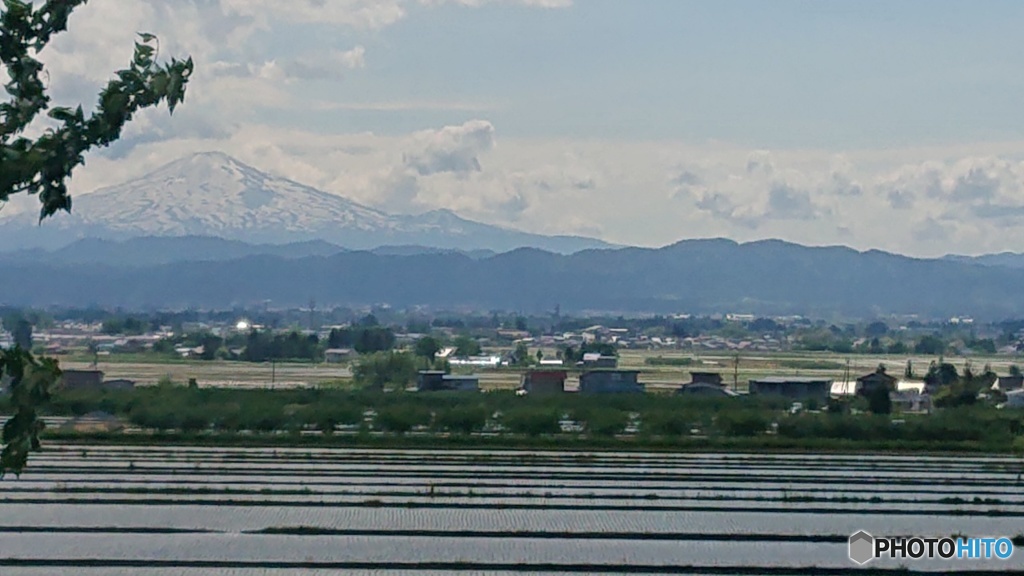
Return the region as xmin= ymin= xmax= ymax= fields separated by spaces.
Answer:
xmin=300 ymin=0 xmax=1024 ymax=146
xmin=17 ymin=0 xmax=1024 ymax=256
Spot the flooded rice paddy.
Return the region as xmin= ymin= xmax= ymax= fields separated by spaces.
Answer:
xmin=1 ymin=446 xmax=1022 ymax=574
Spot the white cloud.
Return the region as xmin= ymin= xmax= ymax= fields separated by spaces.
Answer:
xmin=55 ymin=114 xmax=1024 ymax=257
xmin=419 ymin=0 xmax=572 ymax=7
xmin=18 ymin=0 xmax=1024 ymax=258
xmin=219 ymin=0 xmax=408 ymax=29
xmin=404 ymin=120 xmax=496 ymax=176
xmin=249 ymin=46 xmax=366 ymax=83
xmin=32 ymin=0 xmax=562 ymax=121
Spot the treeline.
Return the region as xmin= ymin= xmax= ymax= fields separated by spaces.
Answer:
xmin=326 ymin=326 xmax=395 ymax=354
xmin=923 ymin=360 xmax=1003 ymax=409
xmin=242 ymin=331 xmax=321 ymax=362
xmin=9 ymin=304 xmax=1021 ymax=346
xmin=37 ymin=384 xmax=1024 ymax=451
xmin=795 ymin=332 xmax=1000 ymax=356
xmin=152 ymin=330 xmax=327 ymax=362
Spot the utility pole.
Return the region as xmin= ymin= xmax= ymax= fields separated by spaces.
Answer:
xmin=308 ymin=298 xmax=316 ymax=332
xmin=733 ymin=354 xmax=739 ymax=392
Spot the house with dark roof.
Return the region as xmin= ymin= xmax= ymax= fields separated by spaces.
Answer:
xmin=579 ymin=370 xmax=644 ymax=394
xmin=676 ymin=371 xmax=736 ymax=397
xmin=998 ymin=375 xmax=1024 ymax=392
xmin=521 ymin=370 xmax=567 ymax=395
xmin=416 ymin=371 xmax=480 ymax=392
xmin=855 ymin=369 xmax=897 ymax=397
xmin=689 ymin=372 xmax=724 ymax=386
xmin=60 ymin=369 xmax=104 ymax=390
xmin=578 ymin=353 xmax=618 ymax=369
xmin=748 ymin=377 xmax=831 ymax=403
xmin=441 ymin=375 xmax=480 ymax=392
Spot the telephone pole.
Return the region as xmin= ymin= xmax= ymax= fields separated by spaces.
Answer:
xmin=733 ymin=354 xmax=740 ymax=392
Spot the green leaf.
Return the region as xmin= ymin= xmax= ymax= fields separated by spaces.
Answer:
xmin=47 ymin=106 xmax=74 ymax=122
xmin=1 ymin=6 xmax=191 ymax=474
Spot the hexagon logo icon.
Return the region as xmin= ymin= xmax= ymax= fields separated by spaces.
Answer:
xmin=849 ymin=531 xmax=875 ymax=565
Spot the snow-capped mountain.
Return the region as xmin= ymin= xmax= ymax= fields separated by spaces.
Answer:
xmin=0 ymin=152 xmax=611 ymax=253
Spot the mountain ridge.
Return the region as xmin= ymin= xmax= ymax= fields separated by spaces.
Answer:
xmin=1 ymin=236 xmax=1022 ymax=319
xmin=0 ymin=236 xmax=509 ymax=266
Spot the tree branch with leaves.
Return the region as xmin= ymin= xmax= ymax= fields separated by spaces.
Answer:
xmin=1 ymin=0 xmax=192 ymax=475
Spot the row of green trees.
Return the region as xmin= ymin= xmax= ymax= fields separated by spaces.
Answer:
xmin=326 ymin=326 xmax=396 ymax=354
xmin=796 ymin=332 xmax=989 ymax=355
xmin=241 ymin=331 xmax=321 ymax=362
xmin=148 ymin=327 xmax=486 ymax=364
xmin=33 ymin=384 xmax=1024 ymax=450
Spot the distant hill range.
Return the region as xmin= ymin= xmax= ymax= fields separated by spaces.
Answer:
xmin=3 ymin=237 xmax=1024 ymax=319
xmin=943 ymin=252 xmax=1024 ymax=269
xmin=0 ymin=152 xmax=612 ymax=254
xmin=0 ymin=236 xmax=496 ymax=267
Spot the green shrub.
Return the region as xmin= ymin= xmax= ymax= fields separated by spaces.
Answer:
xmin=376 ymin=403 xmax=431 ymax=434
xmin=503 ymin=407 xmax=561 ymax=436
xmin=434 ymin=405 xmax=489 ymax=434
xmin=576 ymin=407 xmax=629 ymax=437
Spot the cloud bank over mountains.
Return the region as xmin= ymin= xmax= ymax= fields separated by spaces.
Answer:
xmin=12 ymin=0 xmax=1024 ymax=258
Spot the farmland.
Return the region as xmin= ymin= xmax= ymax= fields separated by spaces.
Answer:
xmin=1 ymin=446 xmax=1021 ymax=574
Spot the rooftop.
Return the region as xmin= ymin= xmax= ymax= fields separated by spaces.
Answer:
xmin=751 ymin=377 xmax=833 ymax=384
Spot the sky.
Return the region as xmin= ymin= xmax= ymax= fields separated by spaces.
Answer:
xmin=13 ymin=0 xmax=1024 ymax=257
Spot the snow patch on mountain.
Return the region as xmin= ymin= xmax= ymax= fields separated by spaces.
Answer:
xmin=0 ymin=152 xmax=612 ymax=253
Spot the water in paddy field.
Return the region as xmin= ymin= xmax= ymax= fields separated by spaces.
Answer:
xmin=1 ymin=447 xmax=1022 ymax=574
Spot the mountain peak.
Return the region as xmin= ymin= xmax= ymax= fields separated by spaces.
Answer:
xmin=0 ymin=153 xmax=612 ymax=254
xmin=140 ymin=150 xmax=262 ymax=183
xmin=189 ymin=150 xmax=235 ymax=162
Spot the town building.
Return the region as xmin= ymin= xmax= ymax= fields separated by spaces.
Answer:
xmin=60 ymin=369 xmax=104 ymax=390
xmin=855 ymin=369 xmax=898 ymax=397
xmin=416 ymin=371 xmax=446 ymax=391
xmin=579 ymin=370 xmax=644 ymax=394
xmin=60 ymin=370 xmax=135 ymax=391
xmin=1001 ymin=389 xmax=1024 ymax=409
xmin=416 ymin=371 xmax=480 ymax=392
xmin=676 ymin=371 xmax=736 ymax=396
xmin=997 ymin=375 xmax=1024 ymax=392
xmin=449 ymin=355 xmax=502 ymax=367
xmin=690 ymin=371 xmax=724 ymax=385
xmin=579 ymin=353 xmax=618 ymax=369
xmin=891 ymin=389 xmax=932 ymax=413
xmin=441 ymin=375 xmax=480 ymax=392
xmin=521 ymin=370 xmax=567 ymax=395
xmin=748 ymin=377 xmax=832 ymax=403
xmin=324 ymin=348 xmax=353 ymax=363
